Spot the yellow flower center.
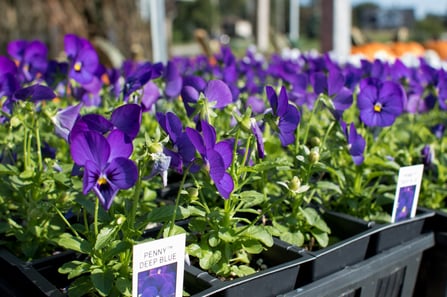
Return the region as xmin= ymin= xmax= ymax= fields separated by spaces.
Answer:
xmin=97 ymin=176 xmax=108 ymax=186
xmin=74 ymin=61 xmax=83 ymax=72
xmin=374 ymin=102 xmax=382 ymax=113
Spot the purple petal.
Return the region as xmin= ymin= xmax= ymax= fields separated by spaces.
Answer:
xmin=378 ymin=81 xmax=404 ymax=116
xmin=327 ymin=70 xmax=345 ymax=96
xmin=93 ymin=181 xmax=119 ymax=211
xmin=311 ymin=72 xmax=327 ymax=95
xmin=246 ymin=95 xmax=265 ymax=114
xmin=214 ymin=140 xmax=233 ymax=169
xmin=70 ymin=131 xmax=110 ymax=168
xmin=141 ymin=81 xmax=160 ymax=112
xmin=278 ymin=104 xmax=300 ymax=146
xmin=266 ymin=85 xmax=278 ymax=115
xmin=110 ymin=103 xmax=142 ymax=139
xmin=105 ymin=157 xmax=138 ymax=190
xmin=176 ymin=133 xmax=196 ymax=164
xmin=83 ymin=160 xmax=101 ymax=194
xmin=201 ymin=120 xmax=217 ymax=149
xmin=332 ymin=87 xmax=353 ymax=111
xmin=276 ymin=86 xmax=289 ymax=117
xmin=14 ymin=84 xmax=56 ymax=102
xmin=181 ymin=85 xmax=199 ymax=116
xmin=251 ymin=119 xmax=265 ymax=159
xmin=186 ymin=127 xmax=206 ymax=156
xmin=348 ymin=123 xmax=365 ymax=165
xmin=165 ymin=112 xmax=183 ymax=143
xmin=74 ymin=114 xmax=114 ymax=135
xmin=204 ymin=79 xmax=232 ymax=108
xmin=183 ymin=75 xmax=207 ymax=91
xmin=0 ymin=56 xmax=18 ymax=77
xmin=164 ymin=61 xmax=183 ymax=98
xmin=215 ymin=172 xmax=234 ymax=199
xmin=208 ymin=149 xmax=226 ymax=183
xmin=53 ymin=103 xmax=83 ymax=141
xmin=7 ymin=40 xmax=27 ymax=61
xmin=64 ymin=34 xmax=82 ymax=59
xmin=107 ymin=129 xmax=133 ymax=160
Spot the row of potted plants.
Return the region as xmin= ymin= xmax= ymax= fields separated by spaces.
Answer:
xmin=0 ymin=34 xmax=445 ymax=296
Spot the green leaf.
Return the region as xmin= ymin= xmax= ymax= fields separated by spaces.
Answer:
xmin=238 ymin=190 xmax=267 ymax=208
xmin=95 ymin=225 xmax=119 ymax=251
xmin=55 ymin=233 xmax=92 ymax=254
xmin=208 ymin=231 xmax=221 ymax=247
xmin=242 ymin=239 xmax=264 ymax=254
xmin=316 ymin=181 xmax=342 ymax=194
xmin=241 ymin=225 xmax=273 ymax=247
xmin=162 ymin=224 xmax=187 ymax=237
xmin=58 ymin=260 xmax=91 ymax=279
xmin=102 ymin=241 xmax=132 ymax=261
xmin=311 ymin=228 xmax=329 ymax=248
xmin=199 ymin=249 xmax=221 ymax=270
xmin=116 ymin=277 xmax=132 ymax=296
xmin=91 ymin=268 xmax=114 ymax=296
xmin=281 ymin=231 xmax=304 ymax=247
xmin=231 ymin=264 xmax=256 ymax=277
xmin=147 ymin=205 xmax=190 ymax=222
xmin=301 ymin=207 xmax=331 ymax=233
xmin=67 ymin=275 xmax=93 ymax=297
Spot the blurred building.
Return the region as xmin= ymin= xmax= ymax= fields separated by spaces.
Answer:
xmin=358 ymin=7 xmax=415 ymax=30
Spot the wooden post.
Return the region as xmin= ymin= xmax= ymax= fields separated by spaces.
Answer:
xmin=320 ymin=0 xmax=334 ymax=53
xmin=320 ymin=0 xmax=351 ymax=61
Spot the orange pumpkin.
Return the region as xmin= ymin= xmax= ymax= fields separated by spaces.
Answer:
xmin=391 ymin=41 xmax=425 ymax=57
xmin=424 ymin=40 xmax=447 ymax=60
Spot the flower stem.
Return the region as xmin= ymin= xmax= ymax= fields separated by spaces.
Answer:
xmin=168 ymin=166 xmax=190 ymax=237
xmin=34 ymin=118 xmax=43 ymax=172
xmin=129 ymin=161 xmax=143 ymax=230
xmin=94 ymin=197 xmax=99 ymax=237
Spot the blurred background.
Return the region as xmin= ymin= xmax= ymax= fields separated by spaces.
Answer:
xmin=1 ymin=0 xmax=447 ymax=63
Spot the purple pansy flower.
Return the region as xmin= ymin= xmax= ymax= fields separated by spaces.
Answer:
xmin=7 ymin=39 xmax=48 ymax=83
xmin=421 ymin=144 xmax=434 ymax=168
xmin=156 ymin=112 xmax=195 ymax=174
xmin=357 ymin=78 xmax=405 ymax=127
xmin=341 ymin=121 xmax=366 ymax=165
xmin=250 ymin=118 xmax=265 ymax=159
xmin=64 ymin=34 xmax=99 ymax=85
xmin=311 ymin=70 xmax=353 ymax=117
xmin=186 ymin=120 xmax=234 ymax=199
xmin=163 ymin=61 xmax=183 ymax=99
xmin=0 ymin=56 xmax=19 ymax=99
xmin=431 ymin=124 xmax=445 ymax=139
xmin=51 ymin=103 xmax=83 ymax=141
xmin=70 ymin=103 xmax=141 ymax=142
xmin=265 ymin=85 xmax=300 ymax=146
xmin=122 ymin=61 xmax=160 ymax=101
xmin=70 ymin=129 xmax=138 ymax=211
xmin=13 ymin=84 xmax=56 ymax=102
xmin=181 ymin=78 xmax=232 ymax=118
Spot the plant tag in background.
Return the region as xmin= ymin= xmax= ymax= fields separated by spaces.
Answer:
xmin=391 ymin=164 xmax=424 ymax=223
xmin=133 ymin=233 xmax=186 ymax=297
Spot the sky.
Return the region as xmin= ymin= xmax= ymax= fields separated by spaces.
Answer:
xmin=301 ymin=0 xmax=447 ymax=20
xmin=350 ymin=0 xmax=447 ymax=19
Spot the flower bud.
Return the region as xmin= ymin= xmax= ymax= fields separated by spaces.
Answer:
xmin=289 ymin=176 xmax=301 ymax=192
xmin=149 ymin=142 xmax=163 ymax=154
xmin=309 ymin=149 xmax=320 ymax=164
xmin=187 ymin=187 xmax=199 ymax=199
xmin=310 ymin=136 xmax=321 ymax=147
